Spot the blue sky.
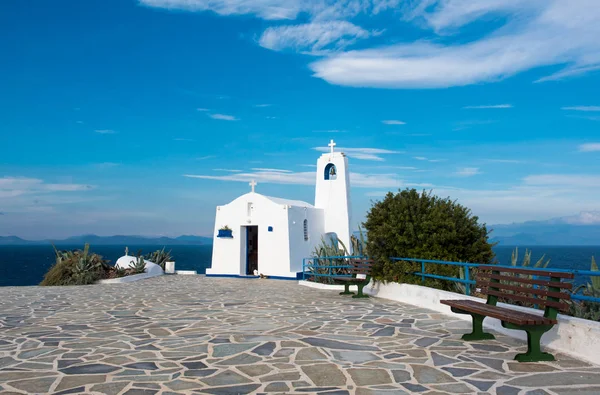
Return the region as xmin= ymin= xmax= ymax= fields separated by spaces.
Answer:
xmin=1 ymin=0 xmax=599 ymax=239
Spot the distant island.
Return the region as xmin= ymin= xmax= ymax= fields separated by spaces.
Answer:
xmin=0 ymin=235 xmax=213 ymax=246
xmin=490 ymin=211 xmax=600 ymax=246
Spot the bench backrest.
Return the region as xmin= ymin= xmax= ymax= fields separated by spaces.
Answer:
xmin=349 ymin=258 xmax=374 ymax=278
xmin=477 ymin=265 xmax=574 ymax=319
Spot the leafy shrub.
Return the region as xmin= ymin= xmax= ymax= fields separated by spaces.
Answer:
xmin=41 ymin=244 xmax=111 ymax=286
xmin=364 ymin=189 xmax=495 ymax=290
xmin=129 ymin=252 xmax=147 ymax=274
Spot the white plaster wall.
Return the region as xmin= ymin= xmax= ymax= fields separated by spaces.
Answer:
xmin=287 ymin=207 xmax=325 ymax=275
xmin=97 ymin=271 xmax=162 ymax=284
xmin=208 ymin=193 xmax=291 ymax=277
xmin=314 ymin=152 xmax=352 ymax=251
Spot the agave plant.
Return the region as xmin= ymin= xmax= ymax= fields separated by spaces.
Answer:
xmin=129 ymin=252 xmax=147 ymax=274
xmin=308 ymin=235 xmax=351 ymax=284
xmin=143 ymin=247 xmax=172 ymax=270
xmin=41 ymin=243 xmax=110 ymax=286
xmin=511 ymin=247 xmax=550 ymax=268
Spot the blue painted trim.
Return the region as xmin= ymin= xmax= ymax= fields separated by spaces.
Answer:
xmin=206 ymin=274 xmax=260 ymax=279
xmin=217 ymin=229 xmax=233 ymax=238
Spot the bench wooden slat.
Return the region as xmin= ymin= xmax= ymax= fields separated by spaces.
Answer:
xmin=332 ymin=277 xmax=364 ymax=282
xmin=484 ymin=289 xmax=570 ymax=312
xmin=441 ymin=300 xmax=556 ymax=325
xmin=478 ymin=265 xmax=574 ymax=279
xmin=478 ymin=281 xmax=570 ymax=300
xmin=482 ymin=273 xmax=572 ymax=290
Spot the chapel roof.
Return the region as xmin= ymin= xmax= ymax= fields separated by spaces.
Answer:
xmin=262 ymin=195 xmax=314 ymax=208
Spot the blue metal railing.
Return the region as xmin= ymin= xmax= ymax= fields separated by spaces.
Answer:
xmin=301 ymin=256 xmax=600 ymax=304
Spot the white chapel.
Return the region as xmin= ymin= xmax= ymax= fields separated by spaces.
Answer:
xmin=206 ymin=140 xmax=352 ymax=279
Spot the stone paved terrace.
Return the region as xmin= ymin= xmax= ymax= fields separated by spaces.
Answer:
xmin=1 ymin=277 xmax=599 ymax=395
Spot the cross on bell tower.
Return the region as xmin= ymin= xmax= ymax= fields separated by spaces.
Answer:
xmin=328 ymin=139 xmax=336 ymax=154
xmin=249 ymin=180 xmax=257 ymax=193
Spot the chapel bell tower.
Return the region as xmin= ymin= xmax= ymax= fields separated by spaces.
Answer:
xmin=314 ymin=140 xmax=352 ymax=252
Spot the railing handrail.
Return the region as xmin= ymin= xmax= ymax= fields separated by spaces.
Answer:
xmin=302 ymin=255 xmax=600 ymax=304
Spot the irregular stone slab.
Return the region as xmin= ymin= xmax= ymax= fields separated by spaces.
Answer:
xmin=264 ymin=382 xmax=290 ymax=392
xmin=372 ymin=327 xmax=395 ymax=337
xmin=164 ymin=379 xmax=205 ymax=391
xmin=217 ymin=353 xmax=262 ymax=365
xmin=464 ymin=379 xmax=494 ymax=391
xmin=471 ymin=343 xmax=508 ymax=352
xmin=297 ymin=347 xmax=328 ymax=360
xmin=301 ymin=337 xmax=378 ymax=351
xmin=470 ymin=356 xmax=505 ymax=372
xmin=237 ymin=364 xmax=273 ymax=377
xmin=525 ymin=390 xmax=551 ymax=395
xmin=550 ymin=387 xmax=600 ymax=395
xmin=125 ymin=362 xmax=159 ymax=371
xmin=123 ymin=389 xmax=158 ymax=395
xmin=442 ymin=367 xmax=478 ymax=377
xmin=401 ymin=383 xmax=429 ymax=393
xmin=184 ymin=369 xmax=218 ymax=378
xmin=94 ymin=382 xmax=133 ymax=395
xmin=60 ymin=363 xmax=121 ymax=375
xmin=431 ymin=383 xmax=475 ymax=393
xmin=348 ymin=368 xmax=392 ymax=386
xmin=391 ymin=370 xmax=411 ymax=383
xmin=200 ymin=384 xmax=261 ymax=394
xmin=507 ymin=372 xmax=600 ymax=387
xmin=496 ymin=385 xmax=521 ymax=395
xmin=507 ymin=362 xmax=558 ymax=373
xmin=332 ymin=351 xmax=380 ymax=364
xmin=251 ymin=342 xmax=276 ymax=356
xmin=301 ymin=364 xmax=347 ymax=386
xmin=415 ymin=337 xmax=439 ymax=347
xmin=212 ymin=343 xmax=260 ymax=358
xmin=201 ymin=370 xmax=252 ymax=386
xmin=8 ymin=377 xmax=57 ymax=393
xmin=55 ymin=375 xmax=107 ymax=392
xmin=182 ymin=361 xmax=207 ymax=370
xmin=54 ymin=386 xmax=86 ymax=395
xmin=260 ymin=372 xmax=301 ymax=382
xmin=0 ymin=357 xmax=18 ymax=369
xmin=431 ymin=352 xmax=459 ymax=367
xmin=411 ymin=365 xmax=457 ymax=384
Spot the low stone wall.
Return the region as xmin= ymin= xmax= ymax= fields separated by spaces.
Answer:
xmin=97 ymin=271 xmax=163 ymax=284
xmin=299 ymin=279 xmax=600 ymax=365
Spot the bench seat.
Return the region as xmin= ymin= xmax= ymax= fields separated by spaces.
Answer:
xmin=441 ymin=299 xmax=555 ymax=326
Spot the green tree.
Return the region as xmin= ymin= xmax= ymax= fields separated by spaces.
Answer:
xmin=364 ymin=189 xmax=495 ymax=290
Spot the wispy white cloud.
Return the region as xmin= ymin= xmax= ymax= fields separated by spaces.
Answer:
xmin=254 ymin=104 xmax=271 ymax=108
xmin=174 ymin=138 xmax=195 ymax=142
xmin=197 ymin=108 xmax=210 ymax=112
xmin=414 ymin=156 xmax=444 ymax=163
xmin=213 ymin=168 xmax=242 ymax=172
xmin=209 ymin=113 xmax=239 ymax=121
xmin=197 ymin=155 xmax=216 ymax=160
xmin=259 ymin=21 xmax=372 ymax=52
xmin=463 ymin=104 xmax=513 ymax=109
xmin=94 ymin=129 xmax=117 ymax=134
xmin=314 ymin=146 xmax=403 ymax=161
xmin=310 ymin=1 xmax=600 ymax=88
xmin=265 ymin=116 xmax=278 ymax=119
xmin=382 ymin=120 xmax=406 ymax=125
xmin=184 ymin=169 xmax=403 ymax=188
xmin=486 ymin=159 xmax=524 ymax=164
xmin=251 ymin=168 xmax=292 ymax=173
xmin=76 ymin=120 xmax=84 ymax=124
xmin=579 ymin=143 xmax=600 ymax=152
xmin=562 ymin=106 xmax=600 ymax=112
xmin=313 ymin=129 xmax=348 ymax=133
xmin=0 ymin=177 xmax=93 ymax=198
xmin=454 ymin=167 xmax=481 ymax=177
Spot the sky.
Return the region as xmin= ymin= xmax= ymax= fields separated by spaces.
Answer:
xmin=1 ymin=0 xmax=599 ymax=239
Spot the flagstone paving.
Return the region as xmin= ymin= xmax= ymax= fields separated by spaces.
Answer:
xmin=0 ymin=276 xmax=598 ymax=394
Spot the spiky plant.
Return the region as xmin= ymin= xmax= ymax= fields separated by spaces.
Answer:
xmin=569 ymin=257 xmax=600 ymax=321
xmin=41 ymin=244 xmax=110 ymax=286
xmin=143 ymin=247 xmax=172 ymax=270
xmin=308 ymin=236 xmax=350 ymax=284
xmin=511 ymin=247 xmax=550 ymax=268
xmin=129 ymin=252 xmax=147 ymax=274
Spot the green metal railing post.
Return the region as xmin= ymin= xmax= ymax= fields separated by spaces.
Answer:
xmin=421 ymin=261 xmax=425 ymax=284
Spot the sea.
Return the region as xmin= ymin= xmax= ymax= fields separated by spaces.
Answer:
xmin=0 ymin=244 xmax=598 ymax=287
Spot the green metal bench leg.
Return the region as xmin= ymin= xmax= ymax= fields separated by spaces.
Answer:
xmin=352 ymin=283 xmax=369 ymax=298
xmin=515 ymin=327 xmax=554 ymax=362
xmin=339 ymin=283 xmax=354 ymax=295
xmin=461 ymin=313 xmax=495 ymax=341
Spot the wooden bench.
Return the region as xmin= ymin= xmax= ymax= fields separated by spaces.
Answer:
xmin=441 ymin=265 xmax=574 ymax=362
xmin=333 ymin=258 xmax=374 ymax=299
